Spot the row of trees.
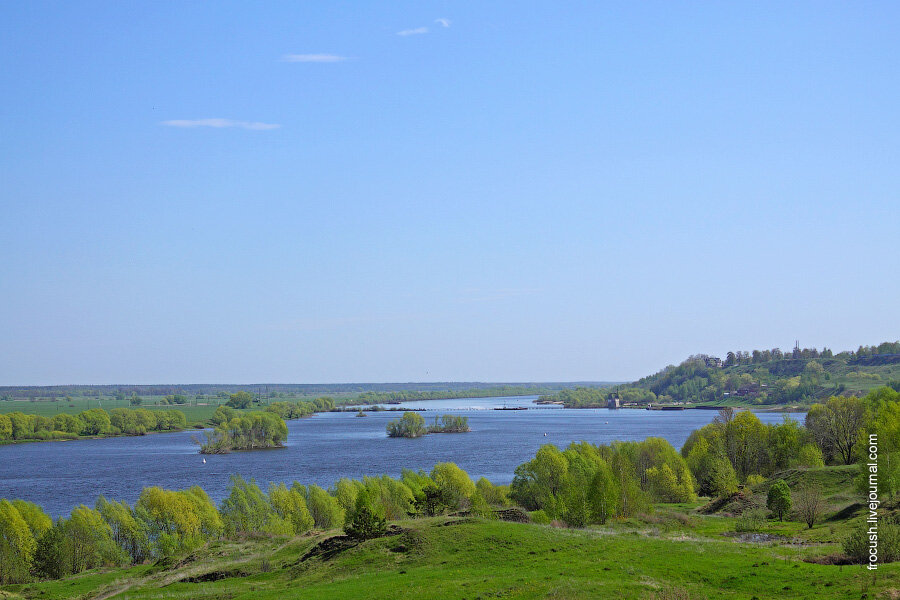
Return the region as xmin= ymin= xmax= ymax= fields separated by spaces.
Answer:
xmin=511 ymin=438 xmax=695 ymax=527
xmin=354 ymin=386 xmax=556 ymax=405
xmin=0 ymin=408 xmax=187 ymax=442
xmin=0 ymin=463 xmax=504 ymax=583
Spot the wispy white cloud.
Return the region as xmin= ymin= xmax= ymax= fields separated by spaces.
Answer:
xmin=397 ymin=26 xmax=429 ymax=36
xmin=435 ymin=18 xmax=451 ymax=28
xmin=161 ymin=118 xmax=280 ymax=131
xmin=282 ymin=54 xmax=349 ymax=63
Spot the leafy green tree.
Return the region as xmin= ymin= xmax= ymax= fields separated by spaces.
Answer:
xmin=33 ymin=521 xmax=72 ymax=579
xmin=510 ymin=445 xmax=569 ymax=511
xmin=78 ymin=409 xmax=111 ymax=435
xmin=469 ymin=491 xmax=496 ymax=519
xmin=805 ymin=397 xmax=865 ymax=464
xmin=332 ymin=478 xmax=363 ymax=514
xmin=431 ymin=463 xmax=476 ymax=510
xmin=268 ymin=483 xmax=314 ymax=534
xmin=343 ymin=488 xmax=386 ymax=540
xmin=7 ymin=412 xmax=34 ymax=440
xmin=475 ymin=477 xmax=510 ymax=507
xmin=134 ymin=487 xmax=208 ymax=557
xmin=220 ymin=476 xmax=290 ymax=536
xmin=96 ymin=496 xmax=148 ymax=562
xmin=363 ymin=475 xmax=415 ymax=520
xmin=304 ymin=484 xmax=344 ymax=529
xmin=766 ymin=479 xmax=792 ymax=521
xmin=10 ymin=500 xmax=51 ymax=540
xmin=65 ymin=505 xmax=125 ymax=573
xmin=52 ymin=413 xmax=84 ymax=435
xmin=210 ymin=405 xmax=236 ymax=426
xmin=227 ymin=391 xmax=254 ymax=409
xmin=386 ymin=412 xmax=426 ymax=438
xmin=796 ymin=444 xmax=825 ymax=468
xmin=0 ymin=500 xmax=36 ymax=583
xmin=0 ymin=414 xmax=11 ymax=440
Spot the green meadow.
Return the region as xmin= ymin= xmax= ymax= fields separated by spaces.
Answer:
xmin=3 ymin=516 xmax=895 ymax=600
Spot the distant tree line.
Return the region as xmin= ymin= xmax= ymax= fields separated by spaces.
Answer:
xmin=354 ymin=386 xmax=570 ymax=405
xmin=0 ymin=408 xmax=187 ymax=442
xmin=541 ymin=340 xmax=900 ymax=407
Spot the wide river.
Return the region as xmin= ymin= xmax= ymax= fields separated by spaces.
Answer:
xmin=0 ymin=396 xmax=803 ymax=517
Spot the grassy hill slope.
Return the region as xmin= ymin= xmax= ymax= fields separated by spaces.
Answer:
xmin=3 ymin=514 xmax=896 ymax=600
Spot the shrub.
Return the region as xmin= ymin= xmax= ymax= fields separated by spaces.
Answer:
xmin=344 ymin=489 xmax=386 ymax=540
xmin=744 ymin=474 xmax=765 ymax=489
xmin=529 ymin=510 xmax=551 ymax=525
xmin=734 ymin=509 xmax=766 ymax=532
xmin=842 ymin=527 xmax=867 ymax=563
xmin=766 ymin=479 xmax=791 ymax=521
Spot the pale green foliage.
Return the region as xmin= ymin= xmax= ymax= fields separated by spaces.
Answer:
xmin=363 ymin=475 xmax=415 ymax=520
xmin=96 ymin=496 xmax=148 ymax=562
xmin=796 ymin=444 xmax=825 ymax=468
xmin=475 ymin=477 xmax=510 ymax=507
xmin=268 ymin=483 xmax=314 ymax=534
xmin=0 ymin=499 xmax=36 ymax=583
xmin=305 ymin=484 xmax=344 ymax=529
xmin=78 ymin=408 xmax=111 ymax=435
xmin=11 ymin=499 xmax=51 ymax=540
xmin=332 ymin=478 xmax=363 ymax=513
xmin=386 ymin=411 xmax=426 ymax=438
xmin=431 ymin=462 xmax=476 ymax=510
xmin=134 ymin=486 xmax=222 ymax=557
xmin=66 ymin=505 xmax=125 ymax=572
xmin=744 ymin=474 xmax=766 ymax=489
xmin=52 ymin=413 xmax=84 ymax=434
xmin=221 ymin=476 xmax=291 ymax=536
xmin=469 ymin=491 xmax=496 ymax=519
xmin=0 ymin=414 xmax=11 ymax=440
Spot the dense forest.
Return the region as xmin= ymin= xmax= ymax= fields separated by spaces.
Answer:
xmin=542 ymin=341 xmax=900 ymax=408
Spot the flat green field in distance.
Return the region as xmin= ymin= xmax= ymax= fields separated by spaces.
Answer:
xmin=0 ymin=395 xmax=327 ymax=427
xmin=0 ymin=399 xmax=224 ymax=427
xmin=3 ymin=517 xmax=895 ymax=600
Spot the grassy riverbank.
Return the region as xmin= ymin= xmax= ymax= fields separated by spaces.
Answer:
xmin=3 ymin=513 xmax=894 ymax=600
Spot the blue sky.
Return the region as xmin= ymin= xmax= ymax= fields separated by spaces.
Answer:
xmin=1 ymin=2 xmax=898 ymax=384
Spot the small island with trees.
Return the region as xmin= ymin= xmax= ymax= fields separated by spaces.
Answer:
xmin=386 ymin=412 xmax=470 ymax=438
xmin=199 ymin=411 xmax=288 ymax=454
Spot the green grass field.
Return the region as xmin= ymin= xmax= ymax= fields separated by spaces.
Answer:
xmin=2 ymin=516 xmax=895 ymax=600
xmin=0 ymin=398 xmax=224 ymax=427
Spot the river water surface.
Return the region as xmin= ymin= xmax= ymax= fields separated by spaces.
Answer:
xmin=0 ymin=396 xmax=803 ymax=516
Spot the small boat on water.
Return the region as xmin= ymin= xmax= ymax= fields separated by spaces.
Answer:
xmin=202 ymin=458 xmax=206 ymax=464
